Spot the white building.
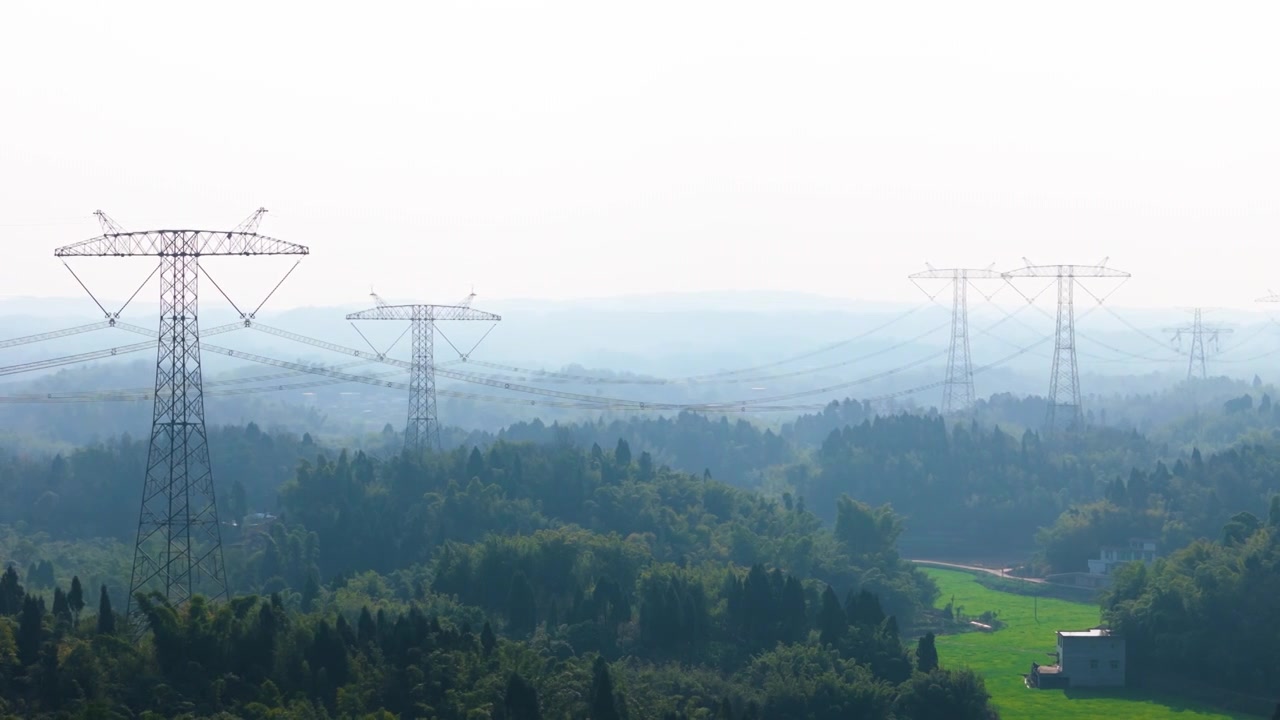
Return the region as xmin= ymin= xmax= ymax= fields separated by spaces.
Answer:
xmin=1087 ymin=538 xmax=1157 ymax=576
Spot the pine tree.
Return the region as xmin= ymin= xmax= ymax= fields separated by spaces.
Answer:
xmin=481 ymin=621 xmax=497 ymax=657
xmin=504 ymin=671 xmax=542 ymax=720
xmin=780 ymin=575 xmax=807 ymax=643
xmin=882 ymin=614 xmax=900 ymax=641
xmin=0 ymin=564 xmax=23 ymax=616
xmin=506 ymin=572 xmax=537 ymax=635
xmin=301 ymin=567 xmax=321 ymax=612
xmin=818 ymin=585 xmax=847 ymax=647
xmin=615 ymin=438 xmax=632 ymax=467
xmin=916 ymin=631 xmax=939 ymax=672
xmin=96 ymin=585 xmax=115 ymax=635
xmin=589 ymin=656 xmax=622 ymax=720
xmin=357 ymin=606 xmax=377 ymax=647
xmin=37 ymin=560 xmax=54 ymax=587
xmin=17 ymin=595 xmax=44 ymax=665
xmin=68 ymin=575 xmax=85 ymax=624
xmin=638 ymin=451 xmax=654 ymax=481
xmin=52 ymin=587 xmax=70 ymax=623
xmin=467 ymin=446 xmax=486 ymax=479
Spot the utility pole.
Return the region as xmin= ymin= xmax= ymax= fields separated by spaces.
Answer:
xmin=55 ymin=211 xmax=308 ymax=624
xmin=347 ymin=301 xmax=500 ymax=453
xmin=1165 ymin=308 xmax=1230 ymax=380
xmin=908 ymin=265 xmax=1003 ymax=414
xmin=1003 ymin=261 xmax=1130 ymax=433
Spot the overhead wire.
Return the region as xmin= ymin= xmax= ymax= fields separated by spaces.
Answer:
xmin=453 ymin=300 xmax=939 ymax=386
xmin=0 ymin=332 xmax=1050 ymax=413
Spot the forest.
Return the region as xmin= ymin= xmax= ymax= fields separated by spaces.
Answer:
xmin=2 ymin=382 xmax=1280 ymax=717
xmin=0 ymin=434 xmax=997 ymax=718
xmin=1102 ymin=501 xmax=1280 ymax=699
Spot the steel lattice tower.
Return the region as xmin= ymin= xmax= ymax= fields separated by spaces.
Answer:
xmin=908 ymin=266 xmax=1002 ymax=414
xmin=1004 ymin=262 xmax=1130 ymax=433
xmin=346 ymin=300 xmax=500 ymax=453
xmin=55 ymin=217 xmax=308 ymax=619
xmin=1166 ymin=308 xmax=1230 ymax=380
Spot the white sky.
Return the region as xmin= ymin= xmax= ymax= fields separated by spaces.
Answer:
xmin=2 ymin=1 xmax=1278 ymax=311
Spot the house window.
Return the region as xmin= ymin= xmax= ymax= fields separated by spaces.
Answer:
xmin=1110 ymin=661 xmax=1119 ymax=670
xmin=1090 ymin=659 xmax=1099 ymax=669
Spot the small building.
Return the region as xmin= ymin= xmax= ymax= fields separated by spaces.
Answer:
xmin=1087 ymin=538 xmax=1158 ymax=576
xmin=1028 ymin=628 xmax=1125 ymax=689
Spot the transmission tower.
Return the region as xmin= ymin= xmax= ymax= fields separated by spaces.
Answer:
xmin=54 ymin=212 xmax=308 ymax=620
xmin=1165 ymin=308 xmax=1230 ymax=380
xmin=908 ymin=265 xmax=1003 ymax=414
xmin=347 ymin=301 xmax=501 ymax=453
xmin=1003 ymin=260 xmax=1130 ymax=433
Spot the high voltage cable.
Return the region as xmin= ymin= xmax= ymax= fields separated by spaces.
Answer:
xmin=1011 ymin=282 xmax=1184 ymax=363
xmin=2 ymin=325 xmax=1049 ymax=409
xmin=453 ymin=301 xmax=937 ymax=386
xmin=158 ymin=315 xmax=1041 ymax=409
xmin=1073 ymin=282 xmax=1181 ymax=352
xmin=6 ymin=359 xmax=390 ymax=401
xmin=0 ymin=327 xmax=1057 ymax=412
xmin=1212 ymin=319 xmax=1275 ymax=356
xmin=227 ymin=322 xmax=965 ymax=409
xmin=664 ymin=300 xmax=936 ymax=383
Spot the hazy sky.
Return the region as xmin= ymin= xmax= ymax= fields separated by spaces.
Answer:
xmin=3 ymin=1 xmax=1278 ymax=311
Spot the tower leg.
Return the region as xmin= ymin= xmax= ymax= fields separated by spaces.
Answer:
xmin=127 ymin=235 xmax=227 ymax=624
xmin=1046 ymin=271 xmax=1083 ymax=432
xmin=406 ymin=318 xmax=440 ymax=453
xmin=942 ymin=271 xmax=975 ymax=414
xmin=1189 ymin=309 xmax=1206 ymax=380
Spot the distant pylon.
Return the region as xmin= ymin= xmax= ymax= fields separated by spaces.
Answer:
xmin=55 ymin=210 xmax=309 ymax=624
xmin=908 ymin=265 xmax=1002 ymax=414
xmin=1165 ymin=308 xmax=1231 ymax=380
xmin=1004 ymin=261 xmax=1130 ymax=433
xmin=347 ymin=301 xmax=501 ymax=453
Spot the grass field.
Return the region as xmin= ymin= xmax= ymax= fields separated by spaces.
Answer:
xmin=924 ymin=568 xmax=1263 ymax=719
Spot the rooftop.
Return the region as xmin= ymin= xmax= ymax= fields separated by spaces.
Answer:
xmin=1058 ymin=628 xmax=1114 ymax=638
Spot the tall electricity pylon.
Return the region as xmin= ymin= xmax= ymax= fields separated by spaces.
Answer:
xmin=1003 ymin=260 xmax=1130 ymax=433
xmin=55 ymin=212 xmax=308 ymax=620
xmin=1165 ymin=308 xmax=1230 ymax=380
xmin=347 ymin=301 xmax=501 ymax=453
xmin=908 ymin=265 xmax=1003 ymax=414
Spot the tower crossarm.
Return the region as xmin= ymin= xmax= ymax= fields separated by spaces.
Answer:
xmin=907 ymin=268 xmax=1003 ymax=280
xmin=1162 ymin=324 xmax=1233 ymax=334
xmin=1002 ymin=264 xmax=1130 ymax=279
xmin=345 ymin=304 xmax=501 ymax=322
xmin=54 ymin=230 xmax=309 ymax=257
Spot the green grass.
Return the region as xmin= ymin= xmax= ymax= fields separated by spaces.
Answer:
xmin=924 ymin=568 xmax=1262 ymax=719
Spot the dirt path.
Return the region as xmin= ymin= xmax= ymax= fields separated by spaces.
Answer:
xmin=908 ymin=558 xmax=1047 ymax=584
